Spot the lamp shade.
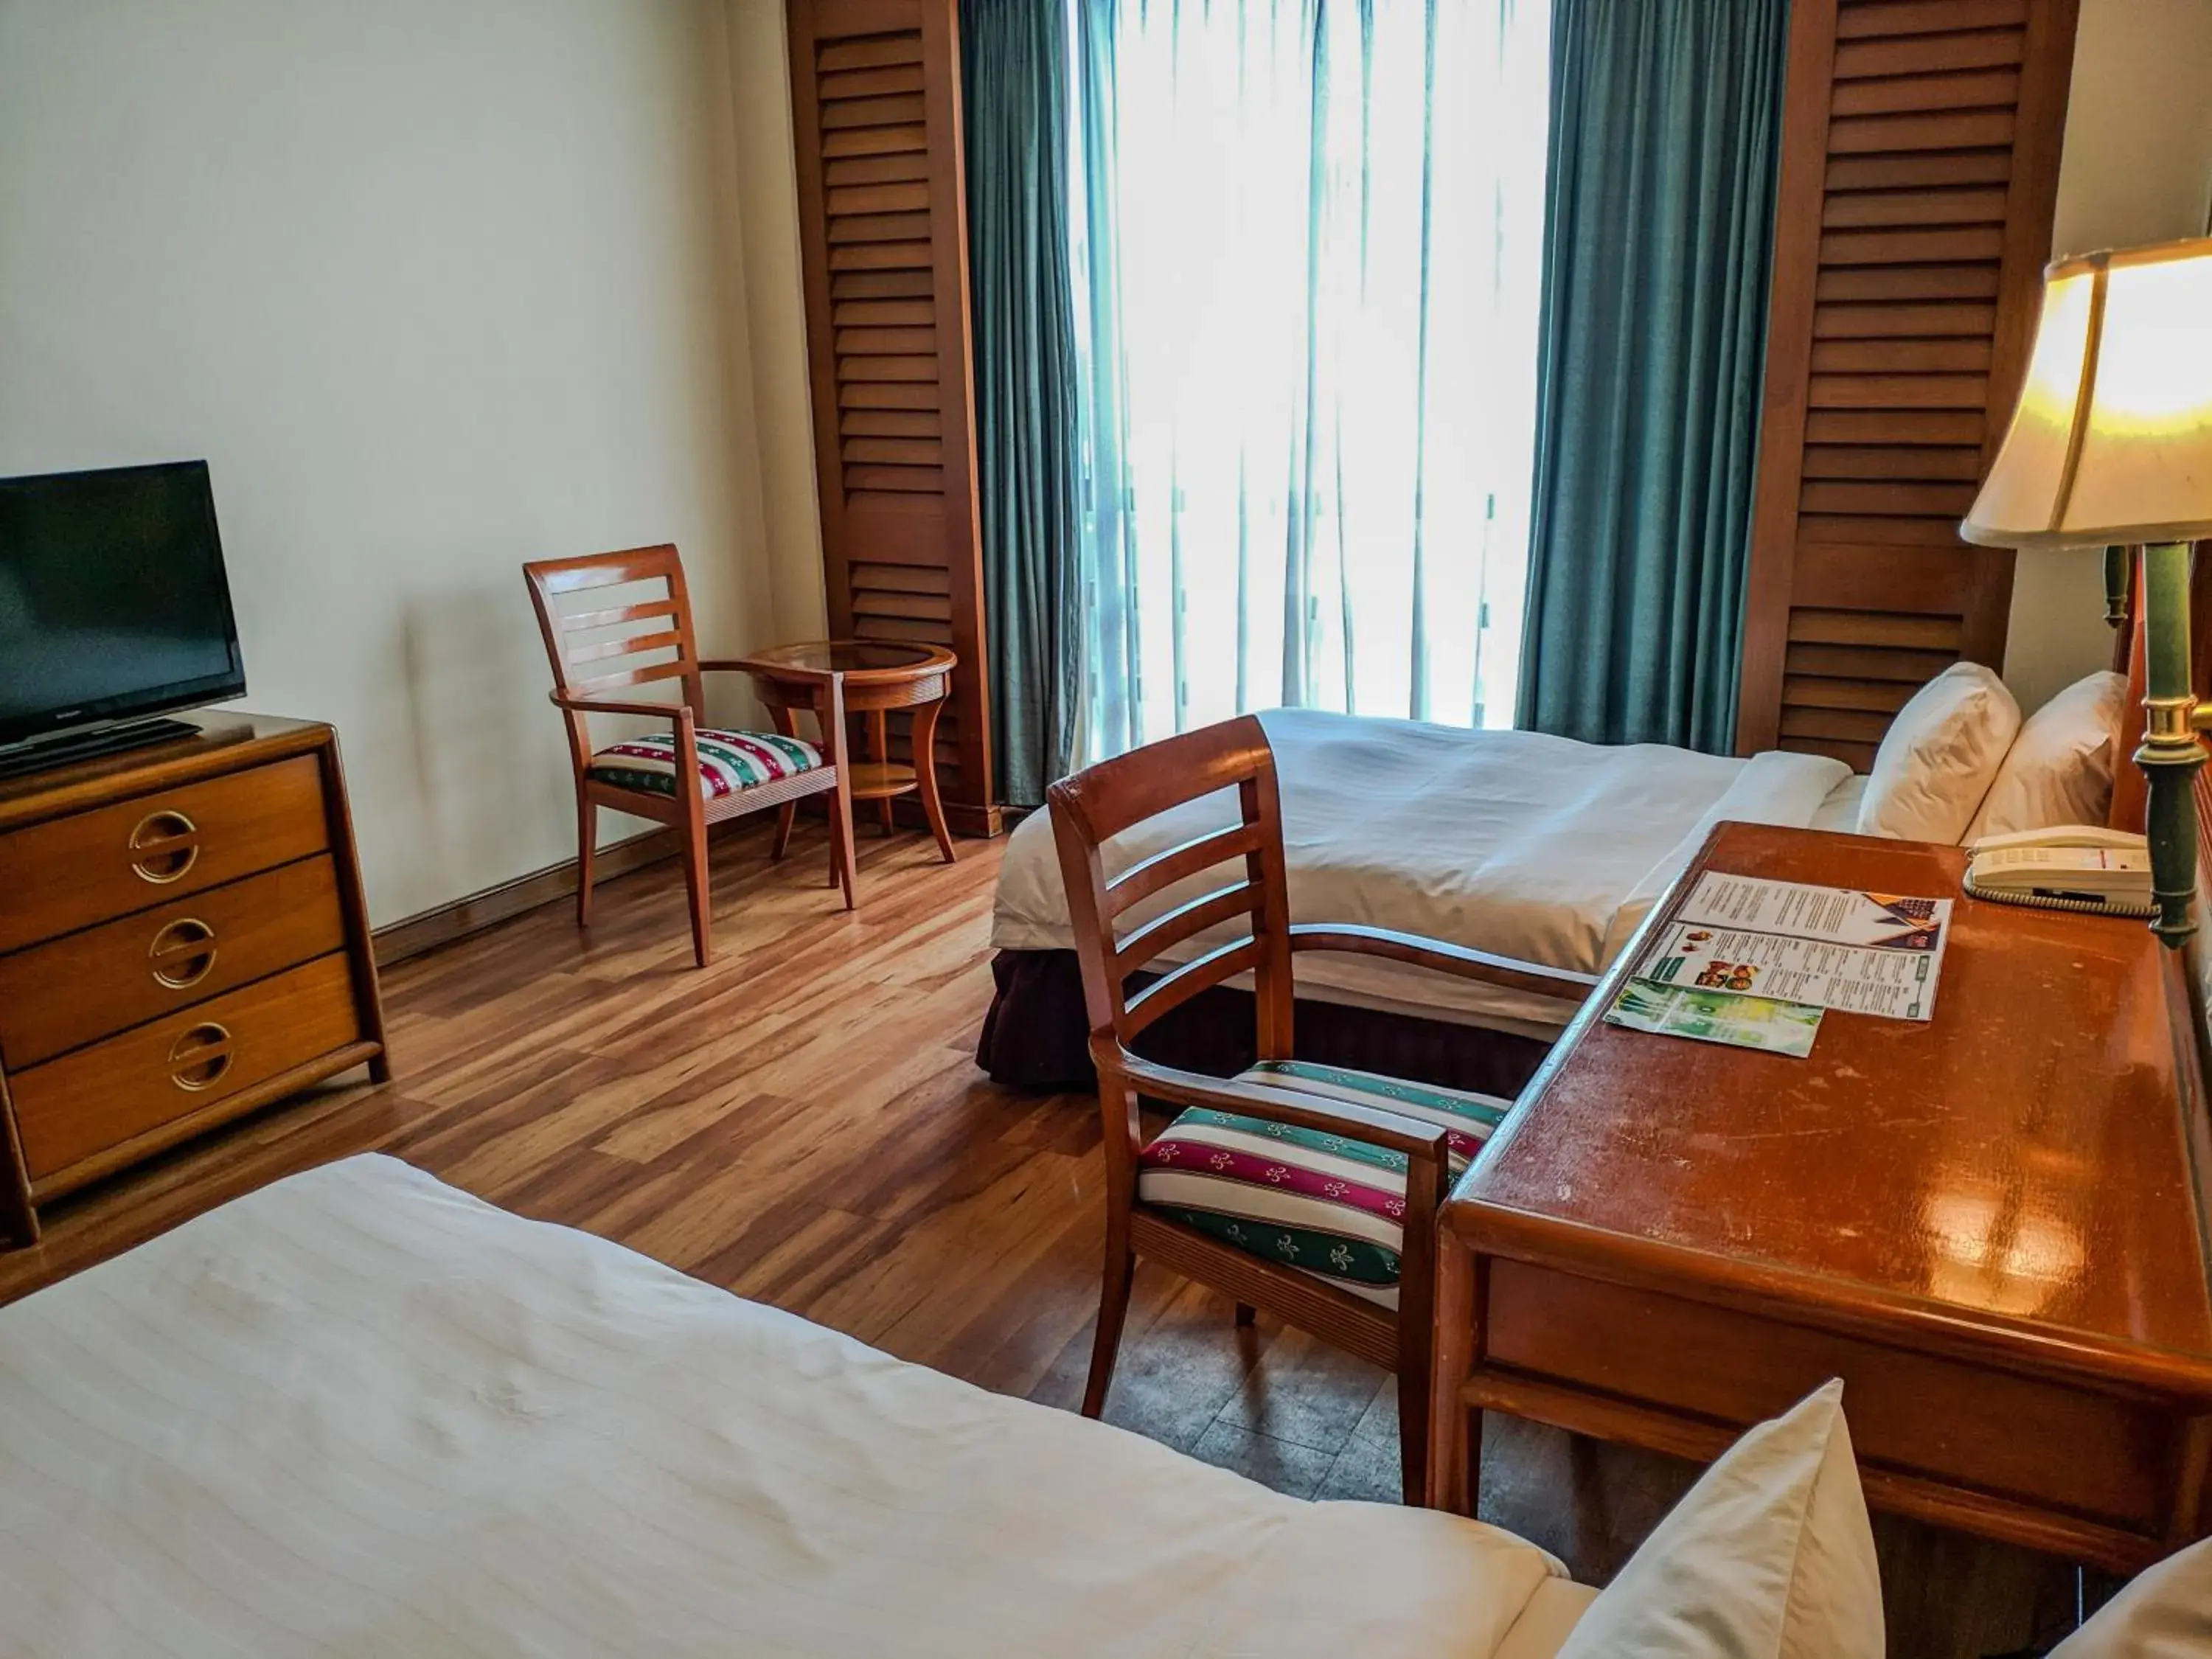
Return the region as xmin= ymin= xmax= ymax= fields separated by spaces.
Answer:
xmin=1961 ymin=236 xmax=2212 ymax=552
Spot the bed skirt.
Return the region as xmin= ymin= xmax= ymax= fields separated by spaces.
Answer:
xmin=977 ymin=947 xmax=1554 ymax=1097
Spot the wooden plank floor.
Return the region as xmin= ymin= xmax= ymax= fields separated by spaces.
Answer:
xmin=1 ymin=819 xmax=2073 ymax=1656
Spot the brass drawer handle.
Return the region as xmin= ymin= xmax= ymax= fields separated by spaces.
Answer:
xmin=149 ymin=917 xmax=219 ymax=990
xmin=129 ymin=810 xmax=201 ymax=883
xmin=167 ymin=1022 xmax=234 ymax=1091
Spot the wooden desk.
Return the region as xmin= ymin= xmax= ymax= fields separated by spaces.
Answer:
xmin=1428 ymin=822 xmax=2212 ymax=1572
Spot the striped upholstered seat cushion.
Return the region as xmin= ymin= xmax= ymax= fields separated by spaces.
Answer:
xmin=1134 ymin=1060 xmax=1514 ymax=1310
xmin=587 ymin=729 xmax=821 ymax=799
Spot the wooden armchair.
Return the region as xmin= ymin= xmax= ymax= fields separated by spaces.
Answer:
xmin=1048 ymin=714 xmax=1597 ymax=1503
xmin=524 ymin=544 xmax=858 ymax=968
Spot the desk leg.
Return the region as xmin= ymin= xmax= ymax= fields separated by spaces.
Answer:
xmin=1427 ymin=1230 xmax=1479 ymax=1513
xmin=911 ymin=698 xmax=956 ymax=863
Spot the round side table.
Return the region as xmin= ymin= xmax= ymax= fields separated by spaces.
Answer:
xmin=743 ymin=639 xmax=958 ymax=863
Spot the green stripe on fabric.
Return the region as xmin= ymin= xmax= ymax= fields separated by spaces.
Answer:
xmin=690 ymin=738 xmax=769 ymax=785
xmin=585 ymin=765 xmax=678 ymax=796
xmin=1243 ymin=1060 xmax=1511 ymax=1128
xmin=751 ymin=733 xmax=819 ymax=770
xmin=1155 ymin=1206 xmax=1402 ymax=1286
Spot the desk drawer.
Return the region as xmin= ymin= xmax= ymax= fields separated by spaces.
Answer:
xmin=0 ymin=756 xmax=330 ymax=953
xmin=10 ymin=954 xmax=363 ymax=1186
xmin=0 ymin=858 xmax=346 ymax=1068
xmin=1480 ymin=1259 xmax=2168 ymax=1536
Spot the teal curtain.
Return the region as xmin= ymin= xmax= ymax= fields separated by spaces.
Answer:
xmin=963 ymin=0 xmax=1082 ymax=807
xmin=1516 ymin=0 xmax=1790 ymax=752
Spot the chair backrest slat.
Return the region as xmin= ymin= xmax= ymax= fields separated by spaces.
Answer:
xmin=522 ymin=544 xmax=704 ymax=776
xmin=1048 ymin=715 xmax=1295 ymax=1063
xmin=566 ymin=627 xmax=686 ymax=668
xmin=1124 ymin=937 xmax=1262 ymax=1033
xmin=563 ymin=598 xmax=681 ymax=633
xmin=1106 ymin=822 xmax=1265 ymax=920
xmin=1113 ymin=880 xmax=1259 ymax=978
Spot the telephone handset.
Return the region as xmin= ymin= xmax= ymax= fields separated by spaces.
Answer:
xmin=1962 ymin=824 xmax=2156 ymax=917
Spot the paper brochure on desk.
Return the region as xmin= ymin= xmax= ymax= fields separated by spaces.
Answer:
xmin=1635 ymin=873 xmax=1953 ymax=1023
xmin=1675 ymin=874 xmax=1947 ymax=953
xmin=1604 ymin=980 xmax=1826 ymax=1057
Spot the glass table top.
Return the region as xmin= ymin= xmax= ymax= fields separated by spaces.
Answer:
xmin=745 ymin=639 xmax=955 ymax=677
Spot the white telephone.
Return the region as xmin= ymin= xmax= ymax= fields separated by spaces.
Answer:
xmin=1962 ymin=824 xmax=2156 ymax=917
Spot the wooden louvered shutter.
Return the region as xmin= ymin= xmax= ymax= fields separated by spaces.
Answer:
xmin=787 ymin=0 xmax=997 ymax=834
xmin=1734 ymin=0 xmax=2079 ymax=768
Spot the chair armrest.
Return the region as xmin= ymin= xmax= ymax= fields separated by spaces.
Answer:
xmin=1289 ymin=923 xmax=1599 ymax=1002
xmin=549 ymin=691 xmax=696 ymax=722
xmin=1115 ymin=1050 xmax=1453 ymax=1166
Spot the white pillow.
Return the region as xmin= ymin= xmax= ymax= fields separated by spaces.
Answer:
xmin=1555 ymin=1380 xmax=1883 ymax=1659
xmin=1965 ymin=669 xmax=2127 ymax=841
xmin=1857 ymin=662 xmax=2021 ymax=844
xmin=2048 ymin=1534 xmax=2212 ymax=1657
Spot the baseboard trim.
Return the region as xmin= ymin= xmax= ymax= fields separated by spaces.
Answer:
xmin=945 ymin=799 xmax=1005 ymax=838
xmin=371 ymin=829 xmax=678 ymax=967
xmin=371 ymin=799 xmax=1005 ymax=968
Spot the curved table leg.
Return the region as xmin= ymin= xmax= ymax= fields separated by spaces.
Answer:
xmin=911 ymin=697 xmax=956 ymax=863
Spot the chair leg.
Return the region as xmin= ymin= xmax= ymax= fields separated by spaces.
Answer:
xmin=827 ymin=777 xmax=858 ymax=911
xmin=681 ymin=817 xmax=712 ymax=967
xmin=1082 ymin=1240 xmax=1135 ymax=1419
xmin=575 ymin=798 xmax=598 ymax=930
xmin=1460 ymin=1405 xmax=1486 ymax=1519
xmin=1396 ymin=1354 xmax=1433 ymax=1507
xmin=771 ymin=802 xmax=796 ymax=861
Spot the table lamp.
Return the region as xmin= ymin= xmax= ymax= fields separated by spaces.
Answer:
xmin=1961 ymin=235 xmax=2212 ymax=948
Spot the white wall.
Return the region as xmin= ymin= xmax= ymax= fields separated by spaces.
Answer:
xmin=2001 ymin=0 xmax=2212 ymax=713
xmin=0 ymin=0 xmax=789 ymax=925
xmin=725 ymin=0 xmax=830 ymax=644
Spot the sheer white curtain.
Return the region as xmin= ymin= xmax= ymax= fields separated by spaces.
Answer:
xmin=1069 ymin=0 xmax=1552 ymax=759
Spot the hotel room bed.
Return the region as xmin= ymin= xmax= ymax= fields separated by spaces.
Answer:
xmin=979 ymin=708 xmax=1857 ymax=1089
xmin=0 ymin=1155 xmax=1594 ymax=1658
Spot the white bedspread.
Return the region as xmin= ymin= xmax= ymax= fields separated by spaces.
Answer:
xmin=0 ymin=1155 xmax=1576 ymax=1658
xmin=994 ymin=710 xmax=1853 ymax=1033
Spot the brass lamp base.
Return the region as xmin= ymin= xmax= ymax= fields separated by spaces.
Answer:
xmin=2133 ymin=540 xmax=2208 ymax=948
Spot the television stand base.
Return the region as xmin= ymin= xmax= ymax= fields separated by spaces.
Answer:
xmin=0 ymin=717 xmax=201 ymax=783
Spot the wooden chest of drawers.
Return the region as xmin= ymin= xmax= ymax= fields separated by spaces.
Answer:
xmin=0 ymin=715 xmax=387 ymax=1244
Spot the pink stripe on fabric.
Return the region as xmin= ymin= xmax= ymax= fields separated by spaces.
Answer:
xmin=594 ymin=737 xmax=739 ymax=798
xmin=1140 ymin=1137 xmax=1409 ymax=1224
xmin=695 ymin=753 xmax=737 ymax=799
xmin=713 ymin=731 xmax=796 ymax=782
xmin=599 ymin=742 xmax=680 ymax=764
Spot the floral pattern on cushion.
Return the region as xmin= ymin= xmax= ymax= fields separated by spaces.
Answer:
xmin=1135 ymin=1059 xmax=1514 ymax=1310
xmin=587 ymin=729 xmax=821 ymax=799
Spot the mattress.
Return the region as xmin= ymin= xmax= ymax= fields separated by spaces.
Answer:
xmin=0 ymin=1155 xmax=1583 ymax=1659
xmin=994 ymin=709 xmax=1854 ymax=1034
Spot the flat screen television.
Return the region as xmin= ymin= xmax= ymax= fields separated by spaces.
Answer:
xmin=0 ymin=461 xmax=246 ymax=769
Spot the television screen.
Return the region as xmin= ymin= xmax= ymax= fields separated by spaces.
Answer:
xmin=0 ymin=462 xmax=246 ymax=751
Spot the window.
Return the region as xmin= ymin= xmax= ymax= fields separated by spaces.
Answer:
xmin=1068 ymin=0 xmax=1552 ymax=756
